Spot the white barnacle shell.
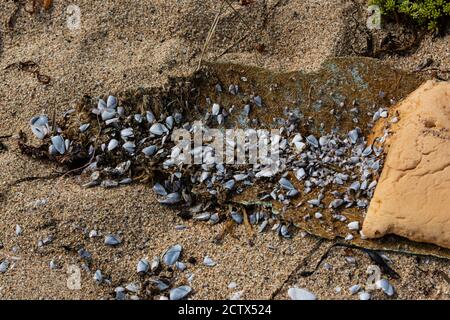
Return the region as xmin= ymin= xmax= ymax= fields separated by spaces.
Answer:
xmin=120 ymin=127 xmax=134 ymax=139
xmin=0 ymin=260 xmax=10 ymax=273
xmin=330 ymin=199 xmax=344 ymax=208
xmin=319 ymin=136 xmax=329 ymax=146
xmin=107 ymin=95 xmax=117 ymax=109
xmin=212 ymin=103 xmax=220 ymax=116
xmin=158 ymin=192 xmax=181 ymax=205
xmin=217 ymin=114 xmax=224 ymax=125
xmin=256 ymin=167 xmax=274 ymax=178
xmin=79 ymin=123 xmax=90 ymax=132
xmin=104 ymin=234 xmax=121 ymax=246
xmin=51 ymin=135 xmax=66 ymax=154
xmin=122 ymin=141 xmax=135 ymax=154
xmin=150 ymin=123 xmax=167 ymax=136
xmin=347 ymin=221 xmax=360 ymax=231
xmin=30 ymin=115 xmax=49 ymax=127
xmin=146 ymin=111 xmax=156 ymax=123
xmin=169 ymin=286 xmax=191 ymax=300
xmin=349 ymin=181 xmax=360 ymax=192
xmin=93 ymin=270 xmax=103 ymax=283
xmin=30 ymin=115 xmax=49 ymax=139
xmin=224 ymin=179 xmax=235 ymax=190
xmin=279 ymin=177 xmax=295 ymax=190
xmin=295 ymin=168 xmax=306 ymax=181
xmin=97 ymin=99 xmax=107 ymax=111
xmin=166 ymin=116 xmax=174 ymax=129
xmin=31 ymin=125 xmax=49 ymax=140
xmin=153 ymin=183 xmax=167 ymax=196
xmin=162 ymin=244 xmax=182 ymax=266
xmin=108 ymin=139 xmax=119 ymax=151
xmin=136 ymin=259 xmax=149 ymax=274
xmin=203 ymin=256 xmax=216 ymax=267
xmin=348 ymin=129 xmax=359 ymax=144
xmin=376 ymin=279 xmax=395 ymax=296
xmin=362 ymin=145 xmax=373 ymax=157
xmin=142 ymin=145 xmax=157 ymax=156
xmin=288 ymin=287 xmax=316 ymax=300
xmin=306 ymin=135 xmax=319 ymax=148
xmin=101 ymin=109 xmax=116 ymax=121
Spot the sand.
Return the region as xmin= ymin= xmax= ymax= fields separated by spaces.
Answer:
xmin=0 ymin=0 xmax=449 ymax=300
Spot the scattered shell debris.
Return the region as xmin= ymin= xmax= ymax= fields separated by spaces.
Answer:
xmin=16 ymin=59 xmax=450 ymax=299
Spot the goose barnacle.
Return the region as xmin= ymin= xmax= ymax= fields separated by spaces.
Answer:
xmin=51 ymin=135 xmax=66 ymax=154
xmin=107 ymin=95 xmax=117 ymax=109
xmin=150 ymin=123 xmax=167 ymax=136
xmin=162 ymin=244 xmax=182 ymax=266
xmin=122 ymin=141 xmax=135 ymax=154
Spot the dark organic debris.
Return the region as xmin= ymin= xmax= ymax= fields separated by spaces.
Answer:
xmin=299 ymin=242 xmax=400 ymax=279
xmin=4 ymin=61 xmax=51 ymax=84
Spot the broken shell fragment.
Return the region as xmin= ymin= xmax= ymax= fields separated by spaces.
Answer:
xmin=104 ymin=234 xmax=121 ymax=246
xmin=166 ymin=116 xmax=174 ymax=129
xmin=279 ymin=177 xmax=295 ymax=190
xmin=101 ymin=110 xmax=116 ymax=121
xmin=108 ymin=139 xmax=119 ymax=151
xmin=158 ymin=192 xmax=181 ymax=205
xmin=31 ymin=125 xmax=49 ymax=140
xmin=169 ymin=285 xmax=192 ymax=300
xmin=150 ymin=123 xmax=167 ymax=136
xmin=153 ymin=183 xmax=167 ymax=196
xmin=122 ymin=141 xmax=136 ymax=154
xmin=142 ymin=145 xmax=157 ymax=156
xmin=306 ymin=135 xmax=319 ymax=148
xmin=376 ymin=279 xmax=395 ymax=296
xmin=93 ymin=270 xmax=103 ymax=283
xmin=107 ymin=95 xmax=117 ymax=109
xmin=0 ymin=260 xmax=9 ymax=273
xmin=288 ymin=287 xmax=316 ymax=300
xmin=51 ymin=135 xmax=66 ymax=155
xmin=212 ymin=103 xmax=220 ymax=116
xmin=151 ymin=256 xmax=160 ymax=272
xmin=203 ymin=256 xmax=216 ymax=267
xmin=79 ymin=123 xmax=90 ymax=133
xmin=162 ymin=244 xmax=182 ymax=266
xmin=120 ymin=128 xmax=134 ymax=139
xmin=254 ymin=95 xmax=262 ymax=107
xmin=146 ymin=111 xmax=155 ymax=123
xmin=137 ymin=259 xmax=149 ymax=274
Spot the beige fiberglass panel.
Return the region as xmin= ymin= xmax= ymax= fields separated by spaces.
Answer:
xmin=363 ymin=80 xmax=450 ymax=249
